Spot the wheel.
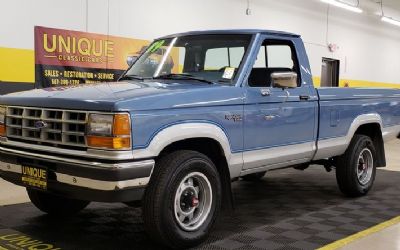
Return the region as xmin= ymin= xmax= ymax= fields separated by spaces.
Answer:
xmin=143 ymin=150 xmax=221 ymax=249
xmin=336 ymin=135 xmax=377 ymax=197
xmin=241 ymin=171 xmax=266 ymax=181
xmin=27 ymin=188 xmax=90 ymax=216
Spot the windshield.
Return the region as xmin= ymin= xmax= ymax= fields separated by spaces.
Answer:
xmin=125 ymin=34 xmax=252 ymax=83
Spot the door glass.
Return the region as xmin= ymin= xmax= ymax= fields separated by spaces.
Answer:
xmin=248 ymin=42 xmax=298 ymax=87
xmin=253 ymin=46 xmax=266 ymax=68
xmin=267 ymin=45 xmax=294 ymax=69
xmin=247 ymin=46 xmax=267 ymax=87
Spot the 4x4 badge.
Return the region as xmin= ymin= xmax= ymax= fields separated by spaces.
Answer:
xmin=225 ymin=114 xmax=242 ymax=122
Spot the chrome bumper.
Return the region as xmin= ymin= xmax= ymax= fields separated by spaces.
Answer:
xmin=0 ymin=145 xmax=155 ymax=192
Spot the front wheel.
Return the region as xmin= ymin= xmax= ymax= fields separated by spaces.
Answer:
xmin=27 ymin=188 xmax=90 ymax=216
xmin=143 ymin=150 xmax=221 ymax=249
xmin=336 ymin=135 xmax=377 ymax=197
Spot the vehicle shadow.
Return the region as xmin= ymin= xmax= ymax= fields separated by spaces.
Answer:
xmin=1 ymin=167 xmax=399 ymax=250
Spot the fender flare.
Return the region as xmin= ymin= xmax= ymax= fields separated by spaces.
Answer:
xmin=131 ymin=122 xmax=234 ymax=160
xmin=344 ymin=113 xmax=383 ymax=145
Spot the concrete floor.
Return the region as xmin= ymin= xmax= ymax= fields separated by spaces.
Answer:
xmin=0 ymin=140 xmax=399 ymax=249
xmin=340 ymin=223 xmax=400 ymax=250
xmin=0 ymin=175 xmax=28 ymax=206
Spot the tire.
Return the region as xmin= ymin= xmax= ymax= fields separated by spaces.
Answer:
xmin=27 ymin=188 xmax=90 ymax=216
xmin=336 ymin=135 xmax=377 ymax=197
xmin=143 ymin=150 xmax=221 ymax=249
xmin=241 ymin=171 xmax=266 ymax=181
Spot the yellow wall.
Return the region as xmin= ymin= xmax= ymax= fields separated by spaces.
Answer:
xmin=0 ymin=47 xmax=35 ymax=83
xmin=313 ymin=77 xmax=399 ymax=88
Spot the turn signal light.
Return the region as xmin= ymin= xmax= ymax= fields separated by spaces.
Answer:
xmin=0 ymin=125 xmax=5 ymax=136
xmin=87 ymin=136 xmax=131 ymax=150
xmin=113 ymin=114 xmax=131 ymax=136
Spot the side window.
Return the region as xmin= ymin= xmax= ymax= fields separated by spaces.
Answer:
xmin=253 ymin=46 xmax=266 ymax=68
xmin=248 ymin=41 xmax=299 ymax=87
xmin=204 ymin=47 xmax=245 ymax=70
xmin=267 ymin=45 xmax=294 ymax=68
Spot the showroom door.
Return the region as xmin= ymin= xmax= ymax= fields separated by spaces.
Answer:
xmin=321 ymin=58 xmax=340 ymax=87
xmin=242 ymin=38 xmax=317 ymax=170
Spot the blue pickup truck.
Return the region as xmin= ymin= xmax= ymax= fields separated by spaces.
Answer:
xmin=0 ymin=29 xmax=400 ymax=248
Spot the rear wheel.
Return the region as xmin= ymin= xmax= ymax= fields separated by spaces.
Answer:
xmin=336 ymin=135 xmax=377 ymax=197
xmin=241 ymin=171 xmax=267 ymax=181
xmin=27 ymin=188 xmax=90 ymax=216
xmin=143 ymin=150 xmax=221 ymax=249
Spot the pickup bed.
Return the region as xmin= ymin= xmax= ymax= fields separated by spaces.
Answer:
xmin=0 ymin=29 xmax=400 ymax=249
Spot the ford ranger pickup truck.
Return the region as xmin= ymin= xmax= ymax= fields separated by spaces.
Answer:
xmin=0 ymin=30 xmax=400 ymax=249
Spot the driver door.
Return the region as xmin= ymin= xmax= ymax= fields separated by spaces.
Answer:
xmin=242 ymin=37 xmax=317 ymax=170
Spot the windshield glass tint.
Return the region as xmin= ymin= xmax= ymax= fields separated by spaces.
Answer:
xmin=126 ymin=34 xmax=252 ymax=83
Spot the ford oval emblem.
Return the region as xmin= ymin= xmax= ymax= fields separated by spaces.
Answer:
xmin=34 ymin=120 xmax=48 ymax=129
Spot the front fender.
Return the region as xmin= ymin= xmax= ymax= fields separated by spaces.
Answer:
xmin=131 ymin=123 xmax=243 ymax=176
xmin=132 ymin=122 xmax=231 ymax=158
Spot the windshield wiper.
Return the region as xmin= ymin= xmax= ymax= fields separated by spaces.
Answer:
xmin=153 ymin=73 xmax=215 ymax=85
xmin=119 ymin=74 xmax=149 ymax=81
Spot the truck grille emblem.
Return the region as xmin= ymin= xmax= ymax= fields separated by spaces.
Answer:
xmin=34 ymin=120 xmax=48 ymax=129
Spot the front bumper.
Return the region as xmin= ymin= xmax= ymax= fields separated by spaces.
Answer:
xmin=0 ymin=145 xmax=154 ymax=202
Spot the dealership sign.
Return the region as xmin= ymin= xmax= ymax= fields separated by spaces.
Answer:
xmin=34 ymin=26 xmax=149 ymax=87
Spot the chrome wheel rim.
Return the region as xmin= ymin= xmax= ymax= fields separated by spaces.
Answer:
xmin=357 ymin=148 xmax=374 ymax=185
xmin=174 ymin=172 xmax=212 ymax=232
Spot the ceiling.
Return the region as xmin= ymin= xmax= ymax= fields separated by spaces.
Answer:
xmin=361 ymin=0 xmax=400 ymax=17
xmin=371 ymin=0 xmax=400 ymax=11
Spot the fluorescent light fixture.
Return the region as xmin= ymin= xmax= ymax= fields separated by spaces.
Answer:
xmin=320 ymin=0 xmax=363 ymax=13
xmin=381 ymin=16 xmax=400 ymax=27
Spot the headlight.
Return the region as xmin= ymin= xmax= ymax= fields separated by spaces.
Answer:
xmin=0 ymin=106 xmax=6 ymax=136
xmin=88 ymin=114 xmax=113 ymax=136
xmin=87 ymin=113 xmax=131 ymax=150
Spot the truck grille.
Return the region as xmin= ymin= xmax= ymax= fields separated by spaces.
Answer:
xmin=5 ymin=106 xmax=88 ymax=148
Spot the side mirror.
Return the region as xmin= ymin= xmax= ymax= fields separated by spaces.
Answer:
xmin=271 ymin=72 xmax=298 ymax=89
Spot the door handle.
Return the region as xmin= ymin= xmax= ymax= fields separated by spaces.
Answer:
xmin=260 ymin=89 xmax=271 ymax=96
xmin=299 ymin=95 xmax=310 ymax=101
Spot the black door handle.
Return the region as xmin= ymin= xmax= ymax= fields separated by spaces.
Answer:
xmin=299 ymin=95 xmax=310 ymax=101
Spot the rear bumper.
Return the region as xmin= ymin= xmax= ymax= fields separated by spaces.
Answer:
xmin=0 ymin=146 xmax=154 ymax=202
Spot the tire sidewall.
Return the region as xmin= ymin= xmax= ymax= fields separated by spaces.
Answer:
xmin=350 ymin=137 xmax=377 ymax=194
xmin=161 ymin=156 xmax=221 ymax=245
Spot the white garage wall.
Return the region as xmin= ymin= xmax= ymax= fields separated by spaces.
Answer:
xmin=0 ymin=0 xmax=399 ymax=85
xmin=0 ymin=0 xmax=86 ymax=49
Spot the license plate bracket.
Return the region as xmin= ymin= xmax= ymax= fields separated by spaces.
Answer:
xmin=21 ymin=166 xmax=48 ymax=190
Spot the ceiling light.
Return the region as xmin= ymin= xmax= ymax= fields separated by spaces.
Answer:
xmin=381 ymin=16 xmax=400 ymax=27
xmin=320 ymin=0 xmax=363 ymax=13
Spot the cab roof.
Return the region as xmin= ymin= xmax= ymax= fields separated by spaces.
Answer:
xmin=158 ymin=29 xmax=300 ymax=39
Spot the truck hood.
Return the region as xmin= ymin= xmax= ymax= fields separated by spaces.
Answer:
xmin=0 ymin=81 xmax=244 ymax=111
